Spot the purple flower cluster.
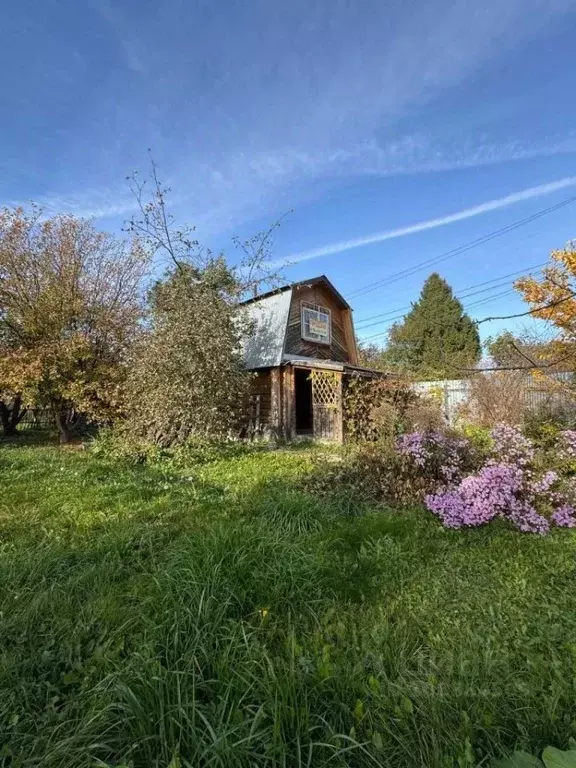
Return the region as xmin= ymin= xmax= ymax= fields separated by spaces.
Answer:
xmin=551 ymin=506 xmax=576 ymax=528
xmin=425 ymin=461 xmax=550 ymax=534
xmin=396 ymin=431 xmax=469 ymax=486
xmin=490 ymin=423 xmax=534 ymax=467
xmin=529 ymin=470 xmax=558 ymax=495
xmin=421 ymin=424 xmax=575 ymax=535
xmin=557 ymin=430 xmax=576 ymax=460
xmin=396 ymin=431 xmax=430 ymax=468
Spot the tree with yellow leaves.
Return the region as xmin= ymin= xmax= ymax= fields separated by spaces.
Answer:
xmin=0 ymin=207 xmax=149 ymax=442
xmin=514 ymin=244 xmax=576 ymax=377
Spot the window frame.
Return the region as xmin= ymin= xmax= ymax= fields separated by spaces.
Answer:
xmin=300 ymin=301 xmax=332 ymax=345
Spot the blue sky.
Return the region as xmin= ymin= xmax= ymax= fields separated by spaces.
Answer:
xmin=2 ymin=0 xmax=576 ymax=344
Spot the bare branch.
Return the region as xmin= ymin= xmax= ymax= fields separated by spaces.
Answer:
xmin=476 ymin=292 xmax=576 ymax=324
xmin=125 ymin=152 xmax=201 ymax=273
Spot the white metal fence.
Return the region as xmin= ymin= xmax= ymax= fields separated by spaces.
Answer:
xmin=414 ymin=373 xmax=575 ymax=424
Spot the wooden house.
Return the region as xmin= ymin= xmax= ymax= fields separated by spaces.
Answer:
xmin=242 ymin=275 xmax=382 ymax=442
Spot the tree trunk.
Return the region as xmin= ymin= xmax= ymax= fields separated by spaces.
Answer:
xmin=54 ymin=405 xmax=86 ymax=444
xmin=54 ymin=410 xmax=72 ymax=444
xmin=0 ymin=395 xmax=26 ymax=437
xmin=0 ymin=401 xmax=14 ymax=436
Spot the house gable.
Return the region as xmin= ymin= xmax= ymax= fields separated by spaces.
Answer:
xmin=241 ymin=275 xmax=358 ymax=370
xmin=283 ymin=278 xmax=358 ymax=364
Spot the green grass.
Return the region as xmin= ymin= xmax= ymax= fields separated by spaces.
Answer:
xmin=1 ymin=436 xmax=576 ymax=767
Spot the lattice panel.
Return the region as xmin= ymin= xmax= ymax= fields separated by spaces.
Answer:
xmin=311 ymin=371 xmax=341 ymax=407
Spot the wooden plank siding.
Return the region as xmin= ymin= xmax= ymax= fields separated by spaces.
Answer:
xmin=284 ymin=284 xmax=354 ymax=363
xmin=282 ymin=365 xmax=295 ymax=439
xmin=270 ymin=368 xmax=282 ymax=434
xmin=250 ymin=370 xmax=272 ymax=424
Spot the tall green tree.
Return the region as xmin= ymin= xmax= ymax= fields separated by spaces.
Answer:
xmin=384 ymin=273 xmax=481 ymax=378
xmin=122 ymin=259 xmax=252 ymax=446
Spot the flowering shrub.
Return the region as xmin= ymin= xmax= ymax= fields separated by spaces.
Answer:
xmin=425 ymin=424 xmax=576 ymax=534
xmin=490 ymin=423 xmax=534 ymax=467
xmin=551 ymin=506 xmax=576 ymax=528
xmin=396 ymin=430 xmax=475 ymax=486
xmin=310 ymin=421 xmax=576 ymax=534
xmin=557 ymin=430 xmax=576 ymax=460
xmin=426 ymin=461 xmax=557 ymax=534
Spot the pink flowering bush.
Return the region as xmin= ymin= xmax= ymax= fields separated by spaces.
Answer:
xmin=396 ymin=430 xmax=477 ymax=487
xmin=490 ymin=423 xmax=534 ymax=466
xmin=426 ymin=463 xmax=550 ymax=534
xmin=311 ymin=422 xmax=576 ymax=532
xmin=424 ymin=424 xmax=576 ymax=534
xmin=557 ymin=429 xmax=576 ymax=461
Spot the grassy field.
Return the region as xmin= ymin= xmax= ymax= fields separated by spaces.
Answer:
xmin=1 ymin=435 xmax=576 ymax=768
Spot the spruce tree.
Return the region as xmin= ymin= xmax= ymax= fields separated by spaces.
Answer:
xmin=384 ymin=273 xmax=481 ymax=378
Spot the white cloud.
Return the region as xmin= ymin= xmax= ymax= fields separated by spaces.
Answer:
xmin=284 ymin=176 xmax=576 ymax=264
xmin=10 ymin=0 xmax=576 ymax=236
xmin=9 ymin=133 xmax=576 ymax=240
xmin=9 ymin=188 xmax=139 ymax=220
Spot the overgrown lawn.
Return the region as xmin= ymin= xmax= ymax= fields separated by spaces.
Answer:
xmin=1 ymin=436 xmax=575 ymax=767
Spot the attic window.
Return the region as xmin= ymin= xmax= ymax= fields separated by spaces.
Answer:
xmin=301 ymin=301 xmax=331 ymax=344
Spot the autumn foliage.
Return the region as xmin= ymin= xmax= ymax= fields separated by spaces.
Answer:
xmin=0 ymin=207 xmax=148 ymax=441
xmin=121 ymin=260 xmax=252 ymax=447
xmin=510 ymin=246 xmax=576 ymax=398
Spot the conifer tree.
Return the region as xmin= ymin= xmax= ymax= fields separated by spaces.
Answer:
xmin=384 ymin=273 xmax=481 ymax=378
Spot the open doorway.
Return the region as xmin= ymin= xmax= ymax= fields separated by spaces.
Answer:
xmin=294 ymin=368 xmax=313 ymax=435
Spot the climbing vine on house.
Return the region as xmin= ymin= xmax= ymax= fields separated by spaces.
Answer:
xmin=343 ymin=377 xmax=418 ymax=442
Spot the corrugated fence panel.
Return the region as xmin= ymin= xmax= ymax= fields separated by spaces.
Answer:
xmin=414 ymin=374 xmax=576 ymax=424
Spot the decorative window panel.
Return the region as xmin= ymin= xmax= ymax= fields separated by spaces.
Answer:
xmin=301 ymin=302 xmax=331 ymax=344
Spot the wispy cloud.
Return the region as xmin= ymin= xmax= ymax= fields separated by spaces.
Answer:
xmin=285 ymin=176 xmax=576 ymax=264
xmin=9 ymin=133 xmax=576 ymax=234
xmin=6 ymin=0 xmax=576 ymax=238
xmin=9 ymin=187 xmax=140 ymax=220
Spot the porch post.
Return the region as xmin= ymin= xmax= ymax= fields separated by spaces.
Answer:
xmin=270 ymin=367 xmax=282 ymax=438
xmin=335 ymin=371 xmax=343 ymax=444
xmin=282 ymin=365 xmax=295 ymax=440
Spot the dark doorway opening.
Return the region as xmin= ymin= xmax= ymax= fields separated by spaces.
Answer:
xmin=295 ymin=368 xmax=313 ymax=435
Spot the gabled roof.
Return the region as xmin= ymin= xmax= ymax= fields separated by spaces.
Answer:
xmin=240 ymin=275 xmax=352 ymax=369
xmin=241 ymin=289 xmax=292 ymax=369
xmin=241 ymin=275 xmax=350 ymax=310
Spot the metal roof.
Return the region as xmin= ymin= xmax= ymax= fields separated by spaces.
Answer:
xmin=241 ymin=289 xmax=292 ymax=369
xmin=241 ymin=275 xmax=350 ymax=310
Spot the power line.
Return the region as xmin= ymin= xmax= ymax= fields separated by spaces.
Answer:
xmin=464 ymin=287 xmax=517 ymax=310
xmin=348 ymin=197 xmax=574 ymax=298
xmin=359 ymin=286 xmax=522 ymax=342
xmin=346 ymin=194 xmax=576 ymax=300
xmin=476 ymin=291 xmax=576 ymax=325
xmin=355 ymin=262 xmax=546 ymax=329
xmin=356 ymin=282 xmax=521 ymax=331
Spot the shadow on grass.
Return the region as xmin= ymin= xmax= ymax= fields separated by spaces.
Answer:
xmin=2 ymin=444 xmax=576 ymax=767
xmin=0 ymin=427 xmax=60 ymax=448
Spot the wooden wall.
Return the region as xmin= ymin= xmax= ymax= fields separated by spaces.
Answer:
xmin=247 ymin=364 xmax=344 ymax=442
xmin=248 ymin=370 xmax=272 ymax=431
xmin=248 ymin=368 xmax=289 ymax=438
xmin=284 ymin=284 xmax=357 ymax=363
